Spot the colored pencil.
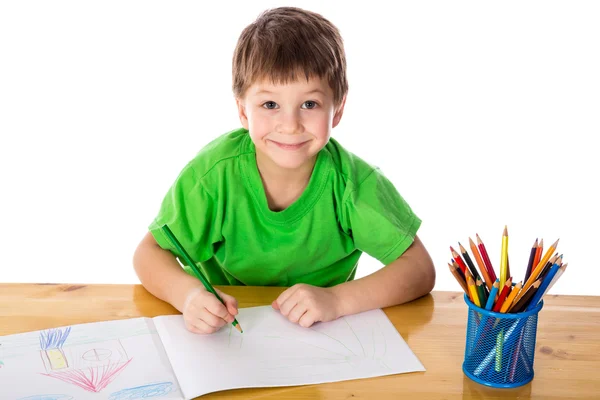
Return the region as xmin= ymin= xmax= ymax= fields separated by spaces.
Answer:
xmin=450 ymin=246 xmax=468 ymax=275
xmin=476 ymin=234 xmax=497 ymax=281
xmin=539 ymin=254 xmax=561 ymax=282
xmin=526 ymin=261 xmax=562 ymax=311
xmin=492 ymin=278 xmax=513 ymax=312
xmin=459 ymin=242 xmax=483 ymax=284
xmin=533 ymin=238 xmax=544 ymax=272
xmin=524 ymin=238 xmax=538 ymax=282
xmin=500 ymin=281 xmax=522 ymax=313
xmin=499 ymin=226 xmax=509 ymax=289
xmin=543 ymin=262 xmax=568 ymax=297
xmin=476 ymin=278 xmax=488 ymax=305
xmin=161 ymin=224 xmax=243 ymax=333
xmin=510 ymin=279 xmax=541 ymax=313
xmin=452 ymin=260 xmax=466 ymax=282
xmin=485 ymin=280 xmax=500 ymax=310
xmin=469 ymin=237 xmax=493 ymax=290
xmin=509 ymin=327 xmax=526 ymax=382
xmin=448 ymin=263 xmax=469 ymax=295
xmin=467 ymin=275 xmax=481 ymax=307
xmin=519 ymin=239 xmax=559 ymax=301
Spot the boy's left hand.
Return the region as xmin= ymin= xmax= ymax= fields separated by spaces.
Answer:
xmin=272 ymin=284 xmax=341 ymax=328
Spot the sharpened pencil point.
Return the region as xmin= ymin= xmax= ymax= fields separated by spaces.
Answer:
xmin=234 ymin=323 xmax=243 ymax=333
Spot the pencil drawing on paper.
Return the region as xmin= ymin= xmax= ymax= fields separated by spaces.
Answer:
xmin=108 ymin=381 xmax=175 ymax=400
xmin=258 ymin=317 xmax=391 ymax=380
xmin=38 ymin=327 xmax=133 ymax=393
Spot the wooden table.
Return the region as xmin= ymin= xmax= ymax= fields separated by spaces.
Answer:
xmin=1 ymin=284 xmax=599 ymax=399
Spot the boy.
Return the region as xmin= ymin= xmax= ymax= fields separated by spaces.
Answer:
xmin=133 ymin=7 xmax=435 ymax=334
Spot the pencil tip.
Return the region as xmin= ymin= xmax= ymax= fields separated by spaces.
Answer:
xmin=234 ymin=323 xmax=243 ymax=333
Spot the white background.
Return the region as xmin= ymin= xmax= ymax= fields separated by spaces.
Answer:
xmin=1 ymin=1 xmax=598 ymax=295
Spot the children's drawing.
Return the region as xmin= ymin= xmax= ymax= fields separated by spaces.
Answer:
xmin=108 ymin=382 xmax=175 ymax=400
xmin=38 ymin=327 xmax=133 ymax=393
xmin=256 ymin=317 xmax=391 ymax=381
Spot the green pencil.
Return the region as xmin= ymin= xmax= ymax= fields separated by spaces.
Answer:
xmin=161 ymin=224 xmax=243 ymax=333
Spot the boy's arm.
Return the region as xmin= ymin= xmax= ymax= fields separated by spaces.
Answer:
xmin=134 ymin=232 xmax=239 ymax=334
xmin=331 ymin=235 xmax=436 ymax=317
xmin=273 ymin=236 xmax=435 ymax=327
xmin=133 ymin=232 xmax=204 ymax=312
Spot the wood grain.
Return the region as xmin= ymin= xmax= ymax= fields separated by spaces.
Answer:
xmin=1 ymin=284 xmax=598 ymax=399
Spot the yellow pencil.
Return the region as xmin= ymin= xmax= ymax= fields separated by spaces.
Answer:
xmin=500 ymin=281 xmax=522 ymax=313
xmin=467 ymin=275 xmax=480 ymax=307
xmin=499 ymin=225 xmax=509 ymax=289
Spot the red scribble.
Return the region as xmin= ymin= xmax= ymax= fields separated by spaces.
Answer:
xmin=40 ymin=358 xmax=132 ymax=392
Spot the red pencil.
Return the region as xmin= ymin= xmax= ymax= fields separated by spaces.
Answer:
xmin=492 ymin=277 xmax=513 ymax=312
xmin=476 ymin=234 xmax=498 ymax=281
xmin=450 ymin=246 xmax=468 ymax=275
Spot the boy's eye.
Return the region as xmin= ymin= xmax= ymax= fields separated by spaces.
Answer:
xmin=262 ymin=101 xmax=278 ymax=109
xmin=302 ymin=101 xmax=317 ymax=109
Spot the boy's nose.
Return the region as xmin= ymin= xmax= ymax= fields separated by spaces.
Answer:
xmin=277 ymin=111 xmax=302 ymax=135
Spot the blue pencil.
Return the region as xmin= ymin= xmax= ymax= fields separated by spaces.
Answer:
xmin=485 ymin=280 xmax=500 ymax=310
xmin=525 ymin=261 xmax=561 ymax=311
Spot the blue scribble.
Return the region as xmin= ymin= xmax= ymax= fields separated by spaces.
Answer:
xmin=109 ymin=382 xmax=174 ymax=400
xmin=39 ymin=327 xmax=71 ymax=350
xmin=17 ymin=395 xmax=73 ymax=400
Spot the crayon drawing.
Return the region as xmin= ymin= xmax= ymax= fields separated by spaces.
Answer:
xmin=0 ymin=318 xmax=183 ymax=399
xmin=108 ymin=382 xmax=175 ymax=400
xmin=38 ymin=327 xmax=133 ymax=392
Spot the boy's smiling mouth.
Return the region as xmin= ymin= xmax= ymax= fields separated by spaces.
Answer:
xmin=267 ymin=139 xmax=311 ymax=150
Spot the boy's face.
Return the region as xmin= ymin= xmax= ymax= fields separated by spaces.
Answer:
xmin=236 ymin=76 xmax=345 ymax=171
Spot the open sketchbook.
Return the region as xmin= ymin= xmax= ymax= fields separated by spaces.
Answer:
xmin=0 ymin=305 xmax=425 ymax=399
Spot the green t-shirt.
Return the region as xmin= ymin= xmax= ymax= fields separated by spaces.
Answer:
xmin=149 ymin=128 xmax=421 ymax=287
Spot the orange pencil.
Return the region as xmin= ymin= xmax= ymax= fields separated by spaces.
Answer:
xmin=520 ymin=239 xmax=559 ymax=296
xmin=492 ymin=277 xmax=513 ymax=312
xmin=510 ymin=279 xmax=542 ymax=313
xmin=500 ymin=281 xmax=522 ymax=313
xmin=538 ymin=254 xmax=561 ymax=282
xmin=469 ymin=237 xmax=493 ymax=290
xmin=448 ymin=263 xmax=469 ymax=295
xmin=533 ymin=238 xmax=544 ymax=271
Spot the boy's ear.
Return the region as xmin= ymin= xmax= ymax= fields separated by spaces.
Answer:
xmin=332 ymin=95 xmax=347 ymax=128
xmin=236 ymin=98 xmax=249 ymax=130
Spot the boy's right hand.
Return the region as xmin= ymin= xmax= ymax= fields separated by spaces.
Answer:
xmin=182 ymin=286 xmax=238 ymax=334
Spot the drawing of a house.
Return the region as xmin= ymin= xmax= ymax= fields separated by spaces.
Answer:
xmin=39 ymin=327 xmax=132 ymax=393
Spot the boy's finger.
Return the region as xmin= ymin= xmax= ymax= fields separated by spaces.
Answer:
xmin=298 ymin=310 xmax=317 ymax=328
xmin=274 ymin=284 xmax=301 ymax=313
xmin=278 ymin=293 xmax=301 ymax=317
xmin=205 ymin=300 xmax=233 ymax=323
xmin=287 ymin=303 xmax=307 ymax=324
xmin=188 ymin=317 xmax=219 ymax=334
xmin=215 ymin=289 xmax=239 ymax=315
xmin=198 ymin=308 xmax=229 ymax=327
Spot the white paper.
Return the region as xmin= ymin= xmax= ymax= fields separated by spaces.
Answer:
xmin=0 ymin=318 xmax=183 ymax=400
xmin=153 ymin=306 xmax=425 ymax=399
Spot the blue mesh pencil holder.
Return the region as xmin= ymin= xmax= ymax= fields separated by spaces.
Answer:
xmin=462 ymin=294 xmax=543 ymax=388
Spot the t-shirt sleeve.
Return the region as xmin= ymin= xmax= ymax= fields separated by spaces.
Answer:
xmin=148 ymin=162 xmax=222 ymax=265
xmin=342 ymin=169 xmax=422 ymax=265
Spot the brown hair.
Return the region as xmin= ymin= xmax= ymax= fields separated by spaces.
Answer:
xmin=232 ymin=7 xmax=348 ymax=107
